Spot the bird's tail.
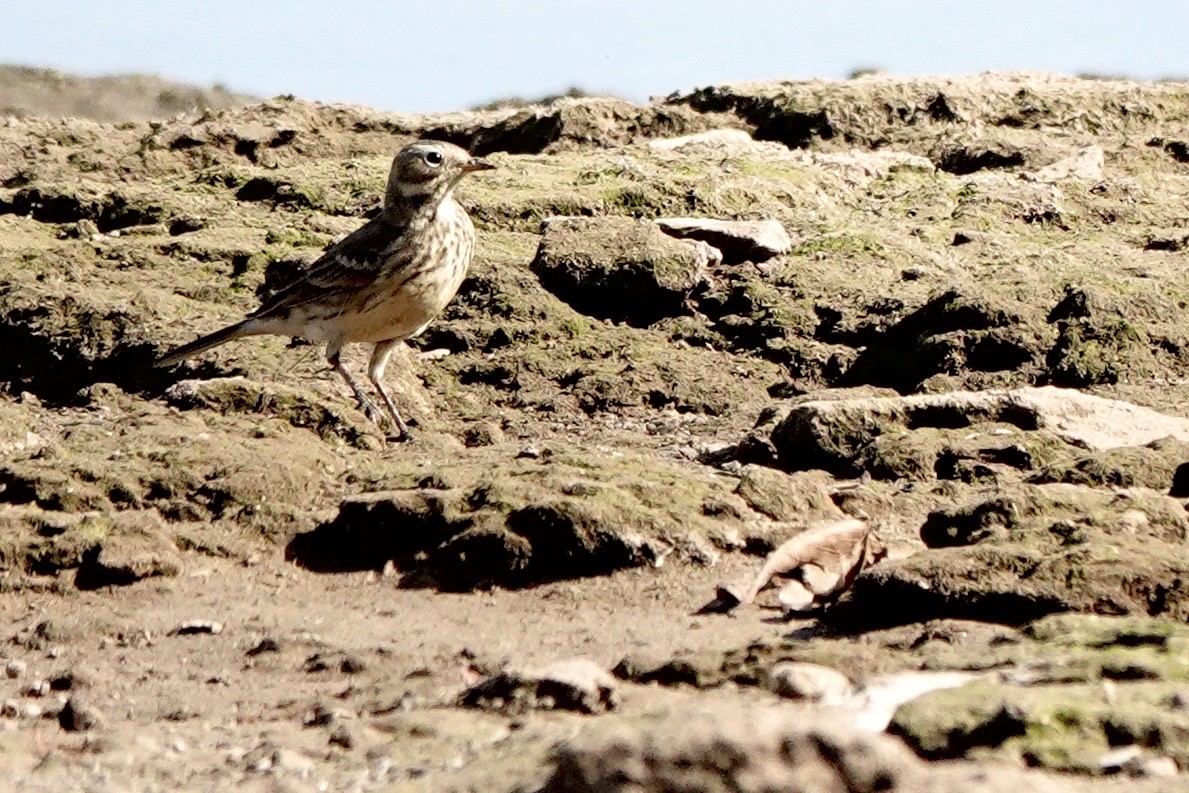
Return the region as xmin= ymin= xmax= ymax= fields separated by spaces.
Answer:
xmin=156 ymin=321 xmax=250 ymax=367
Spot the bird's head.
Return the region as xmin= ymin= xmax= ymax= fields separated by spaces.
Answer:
xmin=384 ymin=140 xmax=494 ymax=209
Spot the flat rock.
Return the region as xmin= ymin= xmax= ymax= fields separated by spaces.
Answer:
xmin=656 ymin=217 xmax=791 ymax=263
xmin=808 ymin=149 xmax=935 ymax=177
xmin=541 ymin=707 xmax=912 ymax=792
xmin=540 ymin=704 xmax=1076 ymax=792
xmin=286 ymin=445 xmax=772 ymax=590
xmin=733 ymin=466 xmax=844 ymax=523
xmin=647 ymin=128 xmax=755 ymax=151
xmin=770 ymin=386 xmax=1189 ymax=476
xmin=1023 ymin=145 xmax=1104 ymax=183
xmin=460 ymin=658 xmax=618 ymax=714
xmin=833 ymin=483 xmax=1189 ymax=628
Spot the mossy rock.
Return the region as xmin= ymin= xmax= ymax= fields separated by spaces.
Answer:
xmin=891 ymin=679 xmax=1189 ymax=772
xmin=530 ymin=216 xmax=712 ymax=326
xmin=1030 ymin=436 xmax=1189 ymax=490
xmin=833 ymin=483 xmax=1189 ymax=628
xmin=287 ymin=445 xmax=770 ymax=590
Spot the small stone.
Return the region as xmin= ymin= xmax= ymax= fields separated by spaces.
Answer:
xmin=655 ymin=217 xmax=792 ymax=264
xmin=1134 ymin=756 xmax=1179 ymax=777
xmin=1023 ymin=145 xmax=1104 ymax=183
xmin=49 ymin=668 xmax=90 ymax=691
xmin=460 ymin=658 xmax=619 ymax=714
xmin=5 ymin=660 xmax=26 ymax=679
xmin=274 ymin=747 xmax=314 ymax=778
xmin=648 ymin=129 xmax=755 ymax=151
xmin=1 ymin=700 xmax=19 ymax=718
xmin=58 ymin=696 xmax=103 ymax=732
xmin=516 ymin=445 xmax=542 ymax=459
xmin=694 ymin=586 xmax=744 ymax=615
xmin=303 ymin=702 xmax=335 ymax=727
xmin=246 ymin=638 xmax=282 ymax=656
xmin=20 ymin=680 xmax=49 ymax=698
xmin=1100 ymin=745 xmax=1179 ymax=777
xmin=329 ymin=725 xmax=355 ymax=749
xmin=303 ymin=652 xmax=366 ymax=675
xmin=767 ymin=662 xmax=852 ymax=704
xmin=170 ymin=620 xmax=223 ymax=636
xmin=462 ymin=422 xmax=504 ymax=448
xmin=1099 ymin=745 xmax=1143 ymax=772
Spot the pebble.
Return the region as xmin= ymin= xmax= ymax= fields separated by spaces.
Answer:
xmin=20 ymin=680 xmax=49 ymax=698
xmin=648 ymin=129 xmax=755 ymax=151
xmin=170 ymin=620 xmax=224 ymax=636
xmin=1134 ymin=756 xmax=1179 ymax=777
xmin=5 ymin=660 xmax=26 ymax=679
xmin=246 ymin=638 xmax=282 ymax=657
xmin=58 ymin=696 xmax=103 ymax=732
xmin=328 ymin=725 xmax=354 ymax=749
xmin=1098 ymin=745 xmax=1179 ymax=776
xmin=766 ymin=662 xmax=852 ymax=704
xmin=303 ymin=702 xmax=335 ymax=727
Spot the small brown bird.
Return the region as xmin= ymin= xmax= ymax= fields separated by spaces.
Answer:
xmin=158 ymin=140 xmax=494 ymax=440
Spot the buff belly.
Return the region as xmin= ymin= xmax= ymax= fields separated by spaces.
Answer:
xmin=278 ymin=261 xmax=467 ymax=346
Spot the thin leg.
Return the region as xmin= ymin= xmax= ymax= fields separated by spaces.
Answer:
xmin=328 ymin=345 xmax=384 ymax=427
xmin=368 ymin=339 xmax=411 ymax=441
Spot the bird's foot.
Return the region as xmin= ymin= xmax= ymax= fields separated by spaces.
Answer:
xmin=355 ymin=393 xmax=386 ymax=428
xmin=384 ymin=413 xmax=413 ymax=444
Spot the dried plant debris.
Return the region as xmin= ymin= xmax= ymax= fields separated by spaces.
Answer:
xmin=702 ymin=518 xmax=886 ymax=615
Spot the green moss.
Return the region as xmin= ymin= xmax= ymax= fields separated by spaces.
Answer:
xmin=264 ymin=226 xmax=328 ymax=248
xmin=892 ymin=679 xmax=1189 ymax=771
xmin=790 ymin=231 xmax=887 ymax=259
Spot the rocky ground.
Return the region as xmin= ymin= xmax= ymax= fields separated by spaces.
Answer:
xmin=0 ymin=72 xmax=1187 ymax=791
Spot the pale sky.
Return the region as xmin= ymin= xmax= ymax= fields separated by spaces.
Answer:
xmin=2 ymin=1 xmax=1186 ymax=113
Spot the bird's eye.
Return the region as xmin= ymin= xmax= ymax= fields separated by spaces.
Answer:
xmin=424 ymin=151 xmax=443 ymax=167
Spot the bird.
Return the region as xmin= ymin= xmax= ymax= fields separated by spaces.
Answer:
xmin=157 ymin=140 xmax=494 ymax=441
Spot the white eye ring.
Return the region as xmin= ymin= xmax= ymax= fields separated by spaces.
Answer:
xmin=424 ymin=151 xmax=443 ymax=167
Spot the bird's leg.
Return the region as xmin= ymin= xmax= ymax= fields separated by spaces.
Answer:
xmin=368 ymin=339 xmax=411 ymax=442
xmin=328 ymin=347 xmax=384 ymax=427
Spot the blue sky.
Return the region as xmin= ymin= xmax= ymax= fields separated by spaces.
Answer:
xmin=3 ymin=1 xmax=1186 ymax=112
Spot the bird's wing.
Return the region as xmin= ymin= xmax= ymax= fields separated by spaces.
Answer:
xmin=250 ymin=216 xmax=411 ymax=318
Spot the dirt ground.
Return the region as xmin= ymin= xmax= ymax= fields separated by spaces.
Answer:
xmin=1 ymin=72 xmax=1189 ymax=791
xmin=0 ymin=555 xmax=774 ymax=791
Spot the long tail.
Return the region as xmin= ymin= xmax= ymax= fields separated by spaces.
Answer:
xmin=156 ymin=321 xmax=250 ymax=367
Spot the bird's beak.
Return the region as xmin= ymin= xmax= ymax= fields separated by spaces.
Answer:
xmin=461 ymin=157 xmax=496 ymax=173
